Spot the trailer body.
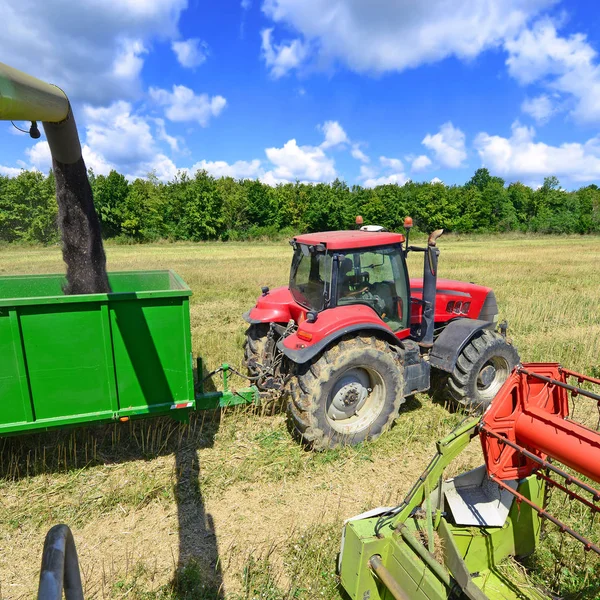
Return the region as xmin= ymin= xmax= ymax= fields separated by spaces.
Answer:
xmin=1 ymin=270 xmax=200 ymax=435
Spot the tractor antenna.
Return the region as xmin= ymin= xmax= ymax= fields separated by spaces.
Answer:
xmin=403 ymin=216 xmax=413 ymax=256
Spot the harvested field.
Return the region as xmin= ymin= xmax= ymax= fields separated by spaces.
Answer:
xmin=0 ymin=234 xmax=599 ymax=599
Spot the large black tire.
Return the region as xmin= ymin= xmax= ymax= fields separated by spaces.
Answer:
xmin=288 ymin=336 xmax=405 ymax=450
xmin=243 ymin=323 xmax=269 ymax=378
xmin=446 ymin=330 xmax=519 ymax=413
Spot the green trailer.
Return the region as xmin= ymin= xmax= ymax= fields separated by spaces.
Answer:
xmin=0 ymin=270 xmax=257 ymax=436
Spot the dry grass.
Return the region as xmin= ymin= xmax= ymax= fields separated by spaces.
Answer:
xmin=0 ymin=234 xmax=599 ymax=599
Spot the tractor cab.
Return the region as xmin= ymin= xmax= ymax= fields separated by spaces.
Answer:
xmin=289 ymin=232 xmax=409 ymax=332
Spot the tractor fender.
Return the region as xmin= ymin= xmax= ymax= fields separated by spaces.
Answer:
xmin=429 ymin=318 xmax=494 ymax=373
xmin=277 ymin=323 xmax=401 ymax=365
xmin=243 ymin=308 xmax=290 ymax=325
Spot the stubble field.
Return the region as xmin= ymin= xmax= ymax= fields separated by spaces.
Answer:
xmin=0 ymin=234 xmax=599 ymax=599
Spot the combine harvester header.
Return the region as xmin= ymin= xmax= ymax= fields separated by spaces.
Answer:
xmin=339 ymin=363 xmax=600 ymax=600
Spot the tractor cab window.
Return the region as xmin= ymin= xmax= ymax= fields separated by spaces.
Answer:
xmin=336 ymin=245 xmax=409 ymax=332
xmin=289 ymin=245 xmax=332 ymax=311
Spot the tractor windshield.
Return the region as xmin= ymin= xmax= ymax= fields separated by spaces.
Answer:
xmin=336 ymin=245 xmax=409 ymax=331
xmin=289 ymin=245 xmax=332 ymax=311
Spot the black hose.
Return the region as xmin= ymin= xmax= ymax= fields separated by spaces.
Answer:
xmin=37 ymin=524 xmax=84 ymax=600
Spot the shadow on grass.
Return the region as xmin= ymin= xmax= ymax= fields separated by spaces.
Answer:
xmin=0 ymin=355 xmax=228 ymax=598
xmin=171 ymin=436 xmax=224 ymax=599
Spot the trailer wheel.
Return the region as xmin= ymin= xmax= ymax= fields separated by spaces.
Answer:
xmin=243 ymin=323 xmax=270 ymax=378
xmin=288 ymin=336 xmax=405 ymax=450
xmin=446 ymin=330 xmax=519 ymax=413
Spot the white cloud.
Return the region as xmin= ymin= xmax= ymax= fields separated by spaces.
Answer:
xmin=422 ymin=122 xmax=467 ymax=168
xmin=82 ymin=145 xmax=114 ymax=176
xmin=363 ymin=173 xmax=408 ymax=188
xmin=351 ymin=144 xmax=369 ymax=163
xmin=380 ymin=156 xmax=403 ymax=171
xmin=8 ymin=124 xmax=27 ymax=136
xmin=190 ymin=159 xmax=263 ymax=179
xmin=505 ymin=19 xmax=600 ymax=123
xmin=82 ymin=101 xmax=179 ymax=180
xmin=150 ymin=85 xmax=227 ymax=126
xmin=26 ymin=141 xmax=52 ymax=173
xmin=505 ymin=19 xmax=593 ymax=85
xmin=521 ymin=94 xmax=557 ymax=123
xmin=261 ymin=28 xmax=309 ymax=78
xmin=6 ymin=115 xmax=343 ymax=185
xmin=23 ymin=139 xmax=115 ymax=177
xmin=359 ymin=165 xmax=378 ymax=180
xmin=430 ymin=177 xmax=443 ymax=184
xmin=83 ymin=102 xmax=156 ymax=167
xmin=155 ymin=118 xmax=181 ymax=153
xmin=359 ymin=156 xmax=408 ymax=188
xmin=0 ymin=165 xmax=23 ymax=177
xmin=411 ymin=154 xmax=432 ymax=171
xmin=474 ymin=120 xmax=600 ymax=183
xmin=112 ymin=39 xmax=146 ymax=81
xmin=172 ymin=38 xmax=209 ymax=68
xmin=242 ymin=0 xmax=252 ymax=8
xmin=319 ymin=120 xmax=349 ymax=149
xmin=265 ymin=138 xmax=336 ymax=182
xmin=262 ymin=0 xmax=552 ymax=74
xmin=0 ymin=0 xmax=187 ymax=104
xmin=144 ymin=154 xmax=180 ymax=182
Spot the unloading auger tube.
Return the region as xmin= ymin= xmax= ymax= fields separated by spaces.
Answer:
xmin=0 ymin=61 xmax=75 ymax=161
xmin=0 ymin=62 xmax=110 ymax=293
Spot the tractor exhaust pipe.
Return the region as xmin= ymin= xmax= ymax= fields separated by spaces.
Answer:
xmin=419 ymin=229 xmax=443 ymax=348
xmin=0 ymin=62 xmax=110 ymax=294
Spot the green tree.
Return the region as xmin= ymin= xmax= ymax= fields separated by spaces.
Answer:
xmin=91 ymin=170 xmax=130 ymax=237
xmin=179 ymin=170 xmax=225 ymax=240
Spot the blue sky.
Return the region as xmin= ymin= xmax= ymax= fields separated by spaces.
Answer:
xmin=2 ymin=0 xmax=600 ymax=189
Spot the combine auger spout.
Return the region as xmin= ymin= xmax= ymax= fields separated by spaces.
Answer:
xmin=339 ymin=362 xmax=600 ymax=600
xmin=0 ymin=61 xmax=110 ymax=293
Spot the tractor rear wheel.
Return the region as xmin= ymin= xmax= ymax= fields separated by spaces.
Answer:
xmin=243 ymin=323 xmax=270 ymax=379
xmin=446 ymin=330 xmax=519 ymax=413
xmin=288 ymin=336 xmax=404 ymax=450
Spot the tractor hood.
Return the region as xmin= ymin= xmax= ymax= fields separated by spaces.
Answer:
xmin=410 ymin=278 xmax=495 ymax=325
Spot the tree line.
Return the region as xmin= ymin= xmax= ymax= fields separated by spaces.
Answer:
xmin=0 ymin=167 xmax=599 ymax=244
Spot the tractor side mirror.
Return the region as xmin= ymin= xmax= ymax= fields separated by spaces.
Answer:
xmin=428 ymin=229 xmax=444 ymax=247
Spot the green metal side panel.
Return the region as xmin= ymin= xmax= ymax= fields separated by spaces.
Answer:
xmin=0 ymin=270 xmax=195 ymax=435
xmin=18 ymin=303 xmax=115 ymax=421
xmin=110 ymin=297 xmax=193 ymax=410
xmin=0 ymin=309 xmax=29 ymax=425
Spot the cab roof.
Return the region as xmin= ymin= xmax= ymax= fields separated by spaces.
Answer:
xmin=294 ymin=230 xmax=405 ymax=250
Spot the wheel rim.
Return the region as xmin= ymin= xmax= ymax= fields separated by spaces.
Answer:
xmin=476 ymin=356 xmax=511 ymax=400
xmin=326 ymin=366 xmax=386 ymax=435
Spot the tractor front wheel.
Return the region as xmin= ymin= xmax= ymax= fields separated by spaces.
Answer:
xmin=243 ymin=323 xmax=270 ymax=379
xmin=288 ymin=336 xmax=404 ymax=450
xmin=447 ymin=330 xmax=519 ymax=413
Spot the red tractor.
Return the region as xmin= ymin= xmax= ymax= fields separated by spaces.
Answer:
xmin=243 ymin=219 xmax=518 ymax=449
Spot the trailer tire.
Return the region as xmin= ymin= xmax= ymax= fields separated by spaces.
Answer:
xmin=446 ymin=330 xmax=519 ymax=413
xmin=288 ymin=336 xmax=405 ymax=450
xmin=243 ymin=323 xmax=270 ymax=378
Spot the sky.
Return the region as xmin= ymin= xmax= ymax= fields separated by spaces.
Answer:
xmin=2 ymin=0 xmax=600 ymax=189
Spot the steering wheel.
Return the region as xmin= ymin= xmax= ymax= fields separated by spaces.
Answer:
xmin=345 ymin=286 xmax=370 ymax=298
xmin=340 ymin=288 xmax=386 ymax=317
